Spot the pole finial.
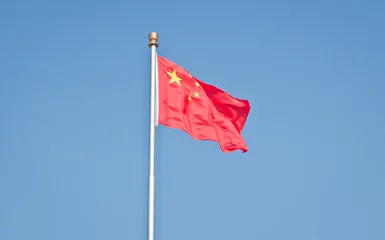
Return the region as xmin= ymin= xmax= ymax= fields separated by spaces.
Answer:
xmin=148 ymin=32 xmax=159 ymax=48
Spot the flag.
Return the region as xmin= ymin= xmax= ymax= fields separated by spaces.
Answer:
xmin=157 ymin=55 xmax=251 ymax=153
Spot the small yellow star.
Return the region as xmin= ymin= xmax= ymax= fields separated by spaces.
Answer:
xmin=194 ymin=92 xmax=200 ymax=98
xmin=187 ymin=95 xmax=192 ymax=102
xmin=167 ymin=69 xmax=182 ymax=86
xmin=195 ymin=81 xmax=200 ymax=88
xmin=188 ymin=74 xmax=193 ymax=78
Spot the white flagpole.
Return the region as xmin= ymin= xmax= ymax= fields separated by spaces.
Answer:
xmin=155 ymin=51 xmax=159 ymax=128
xmin=148 ymin=32 xmax=158 ymax=240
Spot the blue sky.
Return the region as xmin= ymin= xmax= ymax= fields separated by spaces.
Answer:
xmin=1 ymin=0 xmax=385 ymax=239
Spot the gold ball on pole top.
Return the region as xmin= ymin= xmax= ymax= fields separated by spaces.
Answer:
xmin=148 ymin=32 xmax=159 ymax=48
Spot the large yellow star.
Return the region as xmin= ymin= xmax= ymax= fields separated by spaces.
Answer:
xmin=167 ymin=69 xmax=182 ymax=86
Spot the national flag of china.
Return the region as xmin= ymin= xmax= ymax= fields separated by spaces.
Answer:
xmin=157 ymin=55 xmax=251 ymax=153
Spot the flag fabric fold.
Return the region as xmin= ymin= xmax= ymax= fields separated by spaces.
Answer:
xmin=157 ymin=55 xmax=251 ymax=153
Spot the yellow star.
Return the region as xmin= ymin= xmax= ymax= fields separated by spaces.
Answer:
xmin=167 ymin=69 xmax=182 ymax=86
xmin=195 ymin=81 xmax=200 ymax=88
xmin=188 ymin=73 xmax=193 ymax=78
xmin=187 ymin=95 xmax=192 ymax=102
xmin=194 ymin=92 xmax=200 ymax=98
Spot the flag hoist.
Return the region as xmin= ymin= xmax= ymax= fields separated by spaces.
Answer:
xmin=147 ymin=32 xmax=158 ymax=240
xmin=146 ymin=31 xmax=251 ymax=240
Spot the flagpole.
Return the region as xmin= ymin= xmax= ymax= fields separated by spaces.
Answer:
xmin=148 ymin=32 xmax=158 ymax=240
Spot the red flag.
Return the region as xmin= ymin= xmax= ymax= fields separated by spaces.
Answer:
xmin=157 ymin=55 xmax=251 ymax=153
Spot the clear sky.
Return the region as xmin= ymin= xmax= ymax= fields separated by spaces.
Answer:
xmin=1 ymin=0 xmax=384 ymax=239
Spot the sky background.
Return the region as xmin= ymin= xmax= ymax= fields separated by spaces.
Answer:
xmin=1 ymin=0 xmax=385 ymax=239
